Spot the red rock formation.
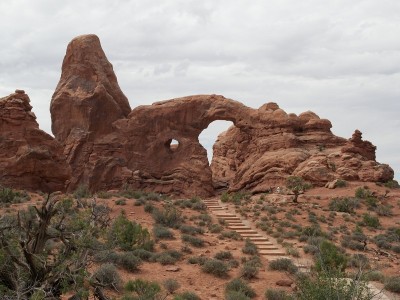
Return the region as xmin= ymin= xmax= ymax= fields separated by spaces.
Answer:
xmin=0 ymin=91 xmax=70 ymax=192
xmin=46 ymin=34 xmax=394 ymax=196
xmin=50 ymin=34 xmax=132 ymax=190
xmin=212 ymin=104 xmax=394 ymax=193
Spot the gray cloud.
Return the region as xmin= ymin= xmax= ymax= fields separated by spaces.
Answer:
xmin=0 ymin=0 xmax=399 ymax=178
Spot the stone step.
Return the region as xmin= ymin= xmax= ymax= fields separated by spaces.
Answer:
xmin=203 ymin=201 xmax=219 ymax=204
xmin=215 ymin=214 xmax=237 ymax=217
xmin=210 ymin=208 xmax=226 ymax=211
xmin=260 ymin=250 xmax=286 ymax=256
xmin=256 ymin=245 xmax=279 ymax=250
xmin=228 ymin=225 xmax=252 ymax=230
xmin=239 ymin=233 xmax=263 ymax=237
xmin=225 ymin=220 xmax=243 ymax=223
xmin=232 ymin=229 xmax=258 ymax=234
xmin=206 ymin=205 xmax=223 ymax=208
xmin=248 ymin=237 xmax=269 ymax=242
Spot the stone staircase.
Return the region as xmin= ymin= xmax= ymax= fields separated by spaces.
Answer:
xmin=203 ymin=198 xmax=395 ymax=300
xmin=203 ymin=198 xmax=287 ymax=260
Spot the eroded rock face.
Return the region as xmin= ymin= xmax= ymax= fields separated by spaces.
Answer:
xmin=6 ymin=33 xmax=392 ymax=196
xmin=0 ymin=91 xmax=70 ymax=192
xmin=212 ymin=104 xmax=394 ymax=193
xmin=50 ymin=34 xmax=132 ymax=190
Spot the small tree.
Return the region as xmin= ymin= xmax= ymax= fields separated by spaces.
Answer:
xmin=286 ymin=176 xmax=311 ymax=203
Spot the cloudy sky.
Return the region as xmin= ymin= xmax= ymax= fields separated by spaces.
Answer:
xmin=0 ymin=0 xmax=399 ymax=179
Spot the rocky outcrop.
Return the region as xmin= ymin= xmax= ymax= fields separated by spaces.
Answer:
xmin=3 ymin=34 xmax=393 ymax=196
xmin=50 ymin=34 xmax=132 ymax=190
xmin=0 ymin=91 xmax=70 ymax=192
xmin=212 ymin=105 xmax=394 ymax=193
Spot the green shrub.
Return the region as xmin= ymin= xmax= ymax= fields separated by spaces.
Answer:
xmin=295 ymin=269 xmax=375 ymax=300
xmin=153 ymin=225 xmax=174 ymax=239
xmin=315 ymin=240 xmax=347 ymax=273
xmin=93 ymin=263 xmax=121 ymax=290
xmin=383 ymin=180 xmax=400 ymax=189
xmin=73 ymin=184 xmax=91 ymax=199
xmin=242 ymin=239 xmax=258 ymax=255
xmin=384 ymin=276 xmax=400 ymax=293
xmin=115 ymin=199 xmax=126 ymax=205
xmin=375 ymin=205 xmax=393 ymax=216
xmin=0 ymin=187 xmax=30 ymax=204
xmin=108 ymin=213 xmax=153 ymax=251
xmin=153 ymin=204 xmax=182 ymax=228
xmin=163 ymin=278 xmax=180 ymax=294
xmin=125 ymin=278 xmax=161 ymax=298
xmin=335 ymin=179 xmax=347 ymax=188
xmin=269 ymin=258 xmax=298 ymax=274
xmin=225 ymin=278 xmax=256 ymax=298
xmin=202 ymin=259 xmax=229 ymax=278
xmin=329 ymin=197 xmax=360 ymax=213
xmin=180 ymin=225 xmax=204 ymax=235
xmin=97 ymin=191 xmax=113 ymax=199
xmin=131 ymin=249 xmax=154 ymax=261
xmin=187 ymin=256 xmax=207 ymax=265
xmin=240 ymin=260 xmax=260 ymax=279
xmin=219 ymin=230 xmax=242 ymax=240
xmin=173 ymin=291 xmax=201 ymax=300
xmin=225 ymin=291 xmax=252 ymax=300
xmin=182 ymin=234 xmax=205 ymax=247
xmin=363 ymin=270 xmax=385 ymax=283
xmin=265 ymin=289 xmax=293 ymax=300
xmin=154 ymin=250 xmax=182 ymax=265
xmin=215 ymin=251 xmax=233 ymax=260
xmin=362 ymin=214 xmax=380 ymax=228
xmin=144 ymin=203 xmax=155 ymax=213
xmin=348 ymin=254 xmax=369 ymax=269
xmin=116 ymin=252 xmax=142 ymax=272
xmin=209 ymin=223 xmax=223 ymax=233
xmin=355 ymin=187 xmax=372 ymax=199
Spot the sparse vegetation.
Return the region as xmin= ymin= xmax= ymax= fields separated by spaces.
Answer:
xmin=202 ymin=259 xmax=230 ymax=278
xmin=269 ymin=258 xmax=298 ymax=274
xmin=225 ymin=278 xmax=256 ymax=299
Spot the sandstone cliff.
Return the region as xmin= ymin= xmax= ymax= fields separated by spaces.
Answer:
xmin=0 ymin=91 xmax=70 ymax=192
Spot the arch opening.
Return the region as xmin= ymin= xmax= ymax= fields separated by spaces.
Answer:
xmin=199 ymin=120 xmax=234 ymax=191
xmin=165 ymin=138 xmax=180 ymax=152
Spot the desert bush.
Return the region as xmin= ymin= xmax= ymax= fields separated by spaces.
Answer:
xmin=265 ymin=289 xmax=293 ymax=300
xmin=0 ymin=187 xmax=30 ymax=204
xmin=115 ymin=198 xmax=126 ymax=205
xmin=362 ymin=214 xmax=380 ymax=228
xmin=125 ymin=278 xmax=161 ymax=298
xmin=108 ymin=213 xmax=153 ymax=251
xmin=335 ymin=179 xmax=348 ymax=188
xmin=240 ymin=259 xmax=261 ymax=279
xmin=295 ymin=269 xmax=375 ymax=300
xmin=355 ymin=187 xmax=372 ymax=199
xmin=202 ymin=259 xmax=229 ymax=278
xmin=180 ymin=225 xmax=204 ymax=235
xmin=182 ymin=234 xmax=205 ymax=247
xmin=384 ymin=276 xmax=400 ymax=293
xmin=242 ymin=239 xmax=258 ymax=255
xmin=383 ymin=180 xmax=400 ymax=189
xmin=187 ymin=256 xmax=207 ymax=265
xmin=269 ymin=258 xmax=298 ymax=274
xmin=315 ymin=240 xmax=347 ymax=273
xmin=152 ymin=203 xmax=182 ymax=228
xmin=209 ymin=223 xmax=223 ymax=233
xmin=225 ymin=278 xmax=256 ymax=298
xmin=132 ymin=249 xmax=154 ymax=261
xmin=329 ymin=197 xmax=360 ymax=213
xmin=348 ymin=254 xmax=369 ymax=269
xmin=93 ymin=263 xmax=121 ymax=290
xmin=164 ymin=278 xmax=180 ymax=294
xmin=225 ymin=291 xmax=252 ymax=300
xmin=375 ymin=204 xmax=393 ymax=216
xmin=215 ymin=251 xmax=233 ymax=260
xmin=153 ymin=225 xmax=174 ymax=239
xmin=153 ymin=250 xmax=182 ymax=265
xmin=219 ymin=230 xmax=242 ymax=240
xmin=173 ymin=291 xmax=201 ymax=300
xmin=363 ymin=270 xmax=385 ymax=283
xmin=144 ymin=203 xmax=155 ymax=213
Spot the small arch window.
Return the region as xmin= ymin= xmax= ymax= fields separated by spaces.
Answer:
xmin=165 ymin=138 xmax=180 ymax=152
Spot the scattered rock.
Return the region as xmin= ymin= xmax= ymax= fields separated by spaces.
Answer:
xmin=276 ymin=279 xmax=293 ymax=287
xmin=165 ymin=266 xmax=180 ymax=272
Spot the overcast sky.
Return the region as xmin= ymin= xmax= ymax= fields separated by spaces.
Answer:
xmin=0 ymin=0 xmax=399 ymax=179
